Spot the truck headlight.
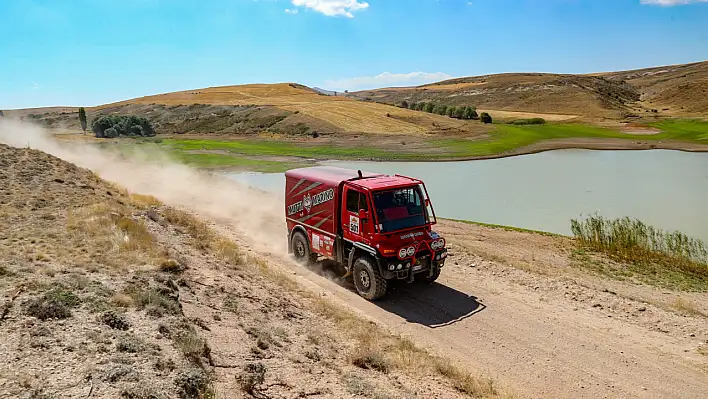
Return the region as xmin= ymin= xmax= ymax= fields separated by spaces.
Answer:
xmin=388 ymin=264 xmax=396 ymax=271
xmin=397 ymin=264 xmax=403 ymax=270
xmin=398 ymin=248 xmax=408 ymax=259
xmin=406 ymin=246 xmax=415 ymax=257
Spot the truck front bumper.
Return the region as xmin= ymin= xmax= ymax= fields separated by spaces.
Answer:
xmin=382 ymin=249 xmax=447 ymax=280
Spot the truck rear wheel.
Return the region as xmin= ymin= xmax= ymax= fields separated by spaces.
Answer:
xmin=291 ymin=231 xmax=316 ymax=265
xmin=352 ymin=257 xmax=387 ymax=301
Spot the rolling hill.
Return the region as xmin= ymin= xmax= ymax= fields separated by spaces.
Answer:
xmin=350 ymin=61 xmax=708 ymax=120
xmin=7 ymin=61 xmax=706 ymax=138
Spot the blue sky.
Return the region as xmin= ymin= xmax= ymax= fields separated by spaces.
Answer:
xmin=1 ymin=0 xmax=706 ymax=109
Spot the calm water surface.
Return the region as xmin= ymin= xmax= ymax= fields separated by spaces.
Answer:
xmin=226 ymin=150 xmax=708 ymax=242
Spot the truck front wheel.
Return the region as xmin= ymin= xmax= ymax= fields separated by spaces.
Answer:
xmin=291 ymin=231 xmax=317 ymax=265
xmin=352 ymin=257 xmax=387 ymax=301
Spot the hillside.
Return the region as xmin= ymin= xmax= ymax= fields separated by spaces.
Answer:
xmin=12 ymin=83 xmax=482 ymax=137
xmin=350 ymin=61 xmax=708 ymax=120
xmin=0 ymin=142 xmax=500 ymax=398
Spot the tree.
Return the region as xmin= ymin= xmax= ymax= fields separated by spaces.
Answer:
xmin=415 ymin=102 xmax=425 ymax=111
xmin=423 ymin=103 xmax=435 ymax=113
xmin=446 ymin=106 xmax=456 ymax=117
xmin=480 ymin=112 xmax=493 ymax=124
xmin=433 ymin=104 xmax=447 ymax=115
xmin=463 ymin=107 xmax=478 ymax=120
xmin=91 ymin=115 xmax=155 ymax=138
xmin=0 ymin=110 xmax=4 ymax=117
xmin=401 ymin=100 xmax=409 ymax=109
xmin=409 ymin=102 xmax=418 ymax=111
xmin=453 ymin=107 xmax=465 ymax=119
xmin=78 ymin=107 xmax=87 ymax=133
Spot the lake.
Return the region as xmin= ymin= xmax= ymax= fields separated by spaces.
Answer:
xmin=225 ymin=150 xmax=708 ymax=243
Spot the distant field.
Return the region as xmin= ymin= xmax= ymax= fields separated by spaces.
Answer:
xmin=95 ymin=119 xmax=708 ymax=173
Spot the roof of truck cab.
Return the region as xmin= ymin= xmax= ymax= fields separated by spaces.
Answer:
xmin=285 ymin=166 xmax=421 ymax=190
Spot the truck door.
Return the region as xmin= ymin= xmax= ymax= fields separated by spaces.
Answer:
xmin=343 ymin=186 xmax=371 ymax=242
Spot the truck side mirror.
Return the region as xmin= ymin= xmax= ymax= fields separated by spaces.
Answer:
xmin=358 ymin=209 xmax=369 ymax=220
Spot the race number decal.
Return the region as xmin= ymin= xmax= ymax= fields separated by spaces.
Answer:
xmin=349 ymin=215 xmax=360 ymax=234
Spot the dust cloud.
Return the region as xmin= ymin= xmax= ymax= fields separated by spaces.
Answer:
xmin=0 ymin=119 xmax=288 ymax=258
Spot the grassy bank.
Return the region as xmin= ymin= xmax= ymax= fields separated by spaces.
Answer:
xmin=443 ymin=218 xmax=563 ymax=237
xmin=92 ymin=119 xmax=708 ymax=172
xmin=570 ymin=215 xmax=708 ymax=291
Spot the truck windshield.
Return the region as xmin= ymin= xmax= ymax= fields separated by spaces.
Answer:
xmin=372 ymin=187 xmax=427 ymax=233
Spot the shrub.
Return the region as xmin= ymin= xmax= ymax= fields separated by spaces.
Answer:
xmin=463 ymin=107 xmax=478 ymax=120
xmin=423 ymin=103 xmax=435 ymax=113
xmin=238 ymin=363 xmax=266 ymax=394
xmin=509 ymin=118 xmax=546 ymax=125
xmin=453 ymin=107 xmax=465 ymax=119
xmin=408 ymin=102 xmax=417 ymax=111
xmin=100 ymin=310 xmax=130 ymax=330
xmin=433 ymin=104 xmax=447 ymax=115
xmin=91 ymin=115 xmax=156 ymax=138
xmin=446 ymin=106 xmax=456 ymax=117
xmin=116 ymin=334 xmax=144 ymax=353
xmin=175 ymin=368 xmax=212 ymax=399
xmin=480 ymin=112 xmax=493 ymax=124
xmin=400 ymin=100 xmax=409 ymax=109
xmin=352 ymin=351 xmax=390 ymax=373
xmin=25 ymin=296 xmax=71 ymax=320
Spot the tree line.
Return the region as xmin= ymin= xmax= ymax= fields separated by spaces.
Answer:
xmin=75 ymin=107 xmax=156 ymax=138
xmin=397 ymin=100 xmax=493 ymax=123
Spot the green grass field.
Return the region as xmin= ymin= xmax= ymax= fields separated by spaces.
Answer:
xmin=106 ymin=119 xmax=708 ymax=172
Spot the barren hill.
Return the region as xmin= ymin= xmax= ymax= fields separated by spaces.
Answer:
xmin=350 ymin=61 xmax=708 ymax=120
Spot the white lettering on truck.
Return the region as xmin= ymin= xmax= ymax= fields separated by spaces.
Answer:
xmin=287 ymin=188 xmax=335 ymax=216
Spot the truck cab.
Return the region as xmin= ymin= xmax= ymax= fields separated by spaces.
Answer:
xmin=285 ymin=166 xmax=447 ymax=301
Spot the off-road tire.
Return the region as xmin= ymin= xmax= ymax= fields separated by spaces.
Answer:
xmin=416 ymin=267 xmax=441 ymax=284
xmin=291 ymin=231 xmax=316 ymax=265
xmin=352 ymin=256 xmax=387 ymax=301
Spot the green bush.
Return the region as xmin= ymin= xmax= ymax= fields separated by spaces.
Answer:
xmin=433 ymin=104 xmax=447 ymax=115
xmin=480 ymin=112 xmax=493 ymax=124
xmin=408 ymin=102 xmax=417 ymax=111
xmin=463 ymin=107 xmax=478 ymax=120
xmin=453 ymin=107 xmax=465 ymax=119
xmin=423 ymin=103 xmax=435 ymax=113
xmin=446 ymin=106 xmax=456 ymax=117
xmin=509 ymin=118 xmax=546 ymax=125
xmin=91 ymin=115 xmax=156 ymax=138
xmin=400 ymin=100 xmax=409 ymax=109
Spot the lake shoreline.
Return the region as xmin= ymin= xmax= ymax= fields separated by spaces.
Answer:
xmin=317 ymin=138 xmax=708 ymax=165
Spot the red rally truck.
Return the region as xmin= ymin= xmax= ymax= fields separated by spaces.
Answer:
xmin=285 ymin=166 xmax=448 ymax=301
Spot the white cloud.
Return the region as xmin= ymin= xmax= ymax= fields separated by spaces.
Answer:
xmin=291 ymin=0 xmax=369 ymax=18
xmin=640 ymin=0 xmax=708 ymax=5
xmin=324 ymin=71 xmax=453 ymax=91
xmin=32 ymin=82 xmax=39 ymax=90
xmin=284 ymin=8 xmax=299 ymax=13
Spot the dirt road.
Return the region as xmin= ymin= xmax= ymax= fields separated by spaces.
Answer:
xmin=218 ymin=219 xmax=708 ymax=399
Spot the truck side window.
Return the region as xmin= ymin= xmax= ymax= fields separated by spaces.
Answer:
xmin=346 ymin=189 xmax=359 ymax=213
xmin=358 ymin=193 xmax=369 ymax=212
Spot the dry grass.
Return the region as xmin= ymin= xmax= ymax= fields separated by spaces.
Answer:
xmin=213 ymin=239 xmax=244 ymax=267
xmin=163 ymin=208 xmax=213 ymax=250
xmin=129 ymin=193 xmax=163 ymax=209
xmin=96 ymin=83 xmax=474 ymax=135
xmin=672 ymin=297 xmax=706 ymax=317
